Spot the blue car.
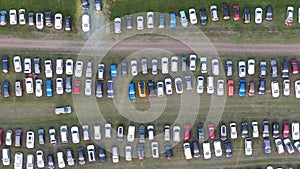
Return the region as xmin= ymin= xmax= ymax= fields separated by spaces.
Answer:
xmin=128 ymin=82 xmax=136 ymax=100
xmin=0 ymin=10 xmax=7 ymax=26
xmin=107 ymin=80 xmax=114 ymax=98
xmin=110 ymin=64 xmax=117 ymax=78
xmin=170 ymin=12 xmax=176 ymax=28
xmin=2 ymin=56 xmax=8 ymax=73
xmin=46 ymin=79 xmax=53 ymax=97
xmin=263 ymin=138 xmax=271 ymax=154
xmin=238 ymin=79 xmax=246 ymax=97
xmin=3 ymin=80 xmax=10 ymax=97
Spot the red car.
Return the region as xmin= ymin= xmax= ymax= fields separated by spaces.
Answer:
xmin=73 ymin=80 xmax=81 ymax=95
xmin=283 ymin=121 xmax=290 ymax=138
xmin=290 ymin=58 xmax=299 ymax=74
xmin=208 ymin=123 xmax=215 ymax=139
xmin=184 ymin=125 xmax=191 ymax=141
xmin=227 ymin=80 xmax=234 ymax=96
xmin=233 ymin=5 xmax=240 ymax=20
xmin=0 ymin=129 xmax=2 ymax=145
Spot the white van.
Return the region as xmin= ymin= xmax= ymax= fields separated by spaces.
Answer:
xmin=2 ymin=148 xmax=10 ymax=166
xmin=183 ymin=142 xmax=192 ymax=160
xmin=127 ymin=125 xmax=135 ymax=142
xmin=60 ymin=125 xmax=68 ymax=144
xmin=57 ymin=152 xmax=66 ymax=168
xmin=207 ymin=76 xmax=214 ymax=94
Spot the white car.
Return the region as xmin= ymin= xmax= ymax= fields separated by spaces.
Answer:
xmin=85 ymin=79 xmax=92 ymax=96
xmin=283 ymin=79 xmax=290 ymax=96
xmin=127 ymin=125 xmax=135 ymax=142
xmin=151 ymin=142 xmax=160 ymax=159
xmin=157 ymin=81 xmax=164 ymax=97
xmin=295 ymin=80 xmax=300 ymax=98
xmin=207 ymin=76 xmax=214 ymax=94
xmin=54 ymin=13 xmax=63 ymax=29
xmin=189 ymin=8 xmax=197 ymax=24
xmin=299 ymin=7 xmax=300 ymax=24
xmin=292 ymin=122 xmax=300 ymax=141
xmin=18 ymin=9 xmax=26 ymax=25
xmin=214 ymin=140 xmax=222 ymax=157
xmin=56 ymin=78 xmax=64 ymax=95
xmin=197 ymin=76 xmax=204 ymax=94
xmin=65 ymin=59 xmax=73 ymax=75
xmin=164 ymin=125 xmax=170 ymax=141
xmin=244 ymin=138 xmax=252 ymax=156
xmin=94 ymin=125 xmax=101 ymax=140
xmin=147 ymin=125 xmax=155 ymax=141
xmin=49 ymin=129 xmax=57 ymax=145
xmin=26 ymin=154 xmax=34 ymax=169
xmin=125 ymin=146 xmax=132 ymax=162
xmin=173 ymin=125 xmax=181 ymax=142
xmin=238 ymin=61 xmax=246 ymax=77
xmin=210 ymin=5 xmax=219 ymax=21
xmin=15 ymin=80 xmax=23 ymax=97
xmin=56 ymin=59 xmax=63 ymax=75
xmin=217 ymin=79 xmax=224 ymax=96
xmin=36 ymin=13 xmax=44 ymax=30
xmin=82 ymin=125 xmax=90 ymax=141
xmin=97 ymin=64 xmax=105 ymax=80
xmin=271 ymin=81 xmax=280 ymax=98
xmin=147 ymin=12 xmax=154 ymax=28
xmin=179 ymin=11 xmax=188 ymax=27
xmin=183 ymin=142 xmax=192 ymax=160
xmin=5 ymin=130 xmax=12 ymax=146
xmin=130 ymin=60 xmax=138 ymax=76
xmin=294 ymin=141 xmax=300 ymax=152
xmin=35 ymin=79 xmax=43 ymax=97
xmin=112 ymin=146 xmax=119 ymax=164
xmin=114 ymin=17 xmax=121 ymax=34
xmin=203 ymin=142 xmax=212 ymax=159
xmin=161 ymin=57 xmax=169 ymax=74
xmin=25 ymin=77 xmax=34 ymax=94
xmin=200 ymin=57 xmax=208 ymax=73
xmin=71 ymin=126 xmax=80 ymax=144
xmin=189 ymin=54 xmax=197 ymax=71
xmin=14 ymin=152 xmax=23 ymax=169
xmin=247 ymin=59 xmax=255 ymax=75
xmin=151 ymin=59 xmax=158 ymax=75
xmin=137 ymin=16 xmax=144 ymax=30
xmin=44 ymin=60 xmax=53 ymax=78
xmin=230 ymin=122 xmax=238 ymax=139
xmin=165 ymin=78 xmax=173 ymax=95
xmin=75 ymin=61 xmax=84 ymax=77
xmin=141 ymin=58 xmax=148 ymax=74
xmin=60 ymin=125 xmax=68 ymax=144
xmin=9 ymin=9 xmax=17 ymax=25
xmin=26 ymin=131 xmax=35 ymax=149
xmin=212 ymin=59 xmax=219 ymax=76
xmin=175 ymin=78 xmax=183 ymax=94
xmin=284 ymin=138 xmax=294 ymax=154
xmin=104 ymin=123 xmax=112 ymax=138
xmin=24 ymin=58 xmax=31 ymax=74
xmin=274 ymin=138 xmax=285 ymax=154
xmin=85 ymin=61 xmax=93 ymax=78
xmin=255 ymin=7 xmax=263 ymax=24
xmin=36 ymin=150 xmax=45 ymax=168
xmin=171 ymin=56 xmax=178 ymax=72
xmin=251 ymin=121 xmax=259 ymax=138
xmin=82 ymin=14 xmax=90 ymax=32
xmin=13 ymin=56 xmax=22 ymax=73
xmin=2 ymin=148 xmax=10 ymax=166
xmin=87 ymin=145 xmax=96 ymax=162
xmin=57 ymin=152 xmax=66 ymax=168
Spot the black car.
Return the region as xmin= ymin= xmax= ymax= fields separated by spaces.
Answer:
xmin=81 ymin=0 xmax=90 ymax=10
xmin=281 ymin=60 xmax=289 ymax=78
xmin=98 ymin=146 xmax=106 ymax=163
xmin=148 ymin=80 xmax=155 ymax=96
xmin=139 ymin=125 xmax=145 ymax=143
xmin=2 ymin=56 xmax=8 ymax=73
xmin=258 ymin=79 xmax=265 ymax=95
xmin=241 ymin=122 xmax=248 ymax=138
xmin=221 ymin=3 xmax=230 ymax=20
xmin=224 ymin=139 xmax=233 ymax=157
xmin=266 ymin=5 xmax=273 ymax=21
xmin=78 ymin=147 xmax=86 ymax=165
xmin=272 ymin=122 xmax=280 ymax=138
xmin=199 ymin=8 xmax=207 ymax=25
xmin=45 ymin=11 xmax=52 ymax=27
xmin=3 ymin=80 xmax=9 ymax=98
xmin=243 ymin=7 xmax=251 ymax=24
xmin=65 ymin=16 xmax=71 ymax=31
xmin=165 ymin=143 xmax=173 ymax=159
xmin=192 ymin=141 xmax=200 ymax=158
xmin=197 ymin=124 xmax=204 ymax=141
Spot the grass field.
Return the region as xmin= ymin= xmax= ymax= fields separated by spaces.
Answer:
xmin=1 ymin=49 xmax=300 ymax=168
xmin=109 ymin=0 xmax=300 ymax=43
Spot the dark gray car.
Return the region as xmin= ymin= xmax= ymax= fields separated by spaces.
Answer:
xmin=45 ymin=11 xmax=52 ymax=27
xmin=241 ymin=122 xmax=248 ymax=138
xmin=126 ymin=15 xmax=133 ymax=29
xmin=78 ymin=148 xmax=86 ymax=165
xmin=121 ymin=60 xmax=127 ymax=76
xmin=95 ymin=81 xmax=103 ymax=98
xmin=199 ymin=8 xmax=207 ymax=25
xmin=65 ymin=16 xmax=71 ymax=31
xmin=28 ymin=12 xmax=34 ymax=26
xmin=65 ymin=77 xmax=72 ymax=93
xmin=47 ymin=154 xmax=55 ymax=169
xmin=266 ymin=5 xmax=273 ymax=21
xmin=3 ymin=80 xmax=9 ymax=98
xmin=258 ymin=79 xmax=265 ymax=95
xmin=15 ymin=129 xmax=22 ymax=147
xmin=137 ymin=143 xmax=145 ymax=160
xmin=192 ymin=141 xmax=200 ymax=158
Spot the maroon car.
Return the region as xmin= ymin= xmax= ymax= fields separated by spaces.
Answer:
xmin=283 ymin=121 xmax=290 ymax=138
xmin=233 ymin=5 xmax=240 ymax=20
xmin=208 ymin=123 xmax=215 ymax=139
xmin=290 ymin=58 xmax=298 ymax=74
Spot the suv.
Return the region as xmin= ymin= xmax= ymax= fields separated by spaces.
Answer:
xmin=44 ymin=11 xmax=52 ymax=27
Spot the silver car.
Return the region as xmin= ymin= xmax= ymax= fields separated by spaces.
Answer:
xmin=121 ymin=60 xmax=127 ymax=76
xmin=141 ymin=58 xmax=148 ymax=74
xmin=65 ymin=77 xmax=72 ymax=93
xmin=151 ymin=59 xmax=158 ymax=75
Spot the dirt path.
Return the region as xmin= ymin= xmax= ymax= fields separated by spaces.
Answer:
xmin=0 ymin=38 xmax=300 ymax=56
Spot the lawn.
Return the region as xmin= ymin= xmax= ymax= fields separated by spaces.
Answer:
xmin=0 ymin=0 xmax=83 ymax=40
xmin=108 ymin=0 xmax=300 ymax=43
xmin=1 ymin=49 xmax=300 ymax=168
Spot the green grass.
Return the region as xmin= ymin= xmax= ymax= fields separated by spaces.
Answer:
xmin=1 ymin=50 xmax=300 ymax=168
xmin=0 ymin=0 xmax=84 ymax=40
xmin=109 ymin=0 xmax=300 ymax=43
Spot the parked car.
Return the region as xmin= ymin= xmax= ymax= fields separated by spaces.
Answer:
xmin=241 ymin=122 xmax=248 ymax=138
xmin=65 ymin=16 xmax=71 ymax=31
xmin=139 ymin=125 xmax=146 ymax=143
xmin=26 ymin=131 xmax=35 ymax=149
xmin=124 ymin=145 xmax=132 ymax=161
xmin=175 ymin=78 xmax=183 ymax=94
xmin=82 ymin=125 xmax=90 ymax=141
xmin=196 ymin=76 xmax=204 ymax=94
xmin=284 ymin=138 xmax=294 ymax=154
xmin=104 ymin=123 xmax=112 ymax=138
xmin=217 ymin=79 xmax=225 ymax=96
xmin=78 ymin=147 xmax=86 ymax=165
xmin=272 ymin=122 xmax=280 ymax=138
xmin=98 ymin=146 xmax=106 ymax=163
xmin=138 ymin=81 xmax=147 ymax=97
xmin=84 ymin=79 xmax=92 ymax=96
xmin=81 ymin=0 xmax=90 ymax=9
xmin=13 ymin=56 xmax=22 ymax=73
xmin=161 ymin=57 xmax=169 ymax=74
xmin=36 ymin=150 xmax=45 ymax=168
xmin=226 ymin=60 xmax=233 ymax=76
xmin=57 ymin=152 xmax=66 ymax=168
xmin=49 ymin=129 xmax=56 ymax=145
xmin=179 ymin=10 xmax=188 ymax=27
xmin=65 ymin=77 xmax=72 ymax=93
xmin=212 ymin=59 xmax=219 ymax=76
xmin=248 ymin=81 xmax=255 ymax=96
xmin=208 ymin=123 xmax=215 ymax=139
xmin=87 ymin=144 xmax=96 ymax=162
xmin=148 ymin=80 xmax=155 ymax=96
xmin=5 ymin=130 xmax=12 ymax=146
xmin=170 ymin=12 xmax=176 ymax=28
xmin=255 ymin=7 xmax=263 ymax=24
xmin=126 ymin=15 xmax=133 ymax=29
xmin=207 ymin=76 xmax=214 ymax=94
xmin=189 ymin=8 xmax=197 ymax=24
xmin=18 ymin=9 xmax=26 ymax=25
xmin=171 ymin=56 xmax=178 ymax=72
xmin=14 ymin=152 xmax=23 ymax=169
xmin=25 ymin=77 xmax=34 ymax=94
xmin=9 ymin=9 xmax=17 ymax=25
xmin=271 ymin=81 xmax=280 ymax=98
xmin=159 ymin=13 xmax=165 ymax=28
xmin=281 ymin=60 xmax=289 ymax=78
xmin=28 ymin=12 xmax=34 ymax=26
xmin=157 ymin=81 xmax=164 ymax=97
xmin=285 ymin=6 xmax=294 ymax=27
xmin=15 ymin=80 xmax=22 ymax=97
xmin=230 ymin=122 xmax=237 ymax=139
xmin=210 ymin=5 xmax=219 ymax=21
xmin=244 ymin=138 xmax=252 ymax=156
xmin=173 ymin=125 xmax=181 ymax=142
xmin=114 ymin=17 xmax=121 ymax=34
xmin=258 ymin=79 xmax=266 ymax=95
xmin=120 ymin=60 xmax=127 ymax=76
xmin=164 ymin=125 xmax=170 ymax=141
xmin=295 ymin=80 xmax=300 ymax=98
xmin=260 ymin=61 xmax=267 ymax=78
xmin=151 ymin=142 xmax=159 ymax=159
xmin=15 ymin=129 xmax=22 ymax=147
xmin=238 ymin=60 xmax=246 ymax=77
xmin=294 ymin=141 xmax=300 ymax=152
xmin=36 ymin=13 xmax=44 ymax=29
xmin=283 ymin=121 xmax=290 ymax=138
xmin=128 ymin=82 xmax=136 ymax=100
xmin=266 ymin=5 xmax=273 ymax=21
xmin=189 ymin=54 xmax=197 ymax=71
xmin=199 ymin=8 xmax=207 ymax=25
xmin=184 ymin=125 xmax=191 ymax=141
xmin=232 ymin=5 xmax=240 ymax=20
xmin=183 ymin=142 xmax=192 ymax=160
xmin=54 ymin=13 xmax=62 ymax=29
xmin=270 ymin=60 xmax=278 ymax=78
xmin=290 ymin=58 xmax=298 ymax=74
xmin=137 ymin=143 xmax=145 ymax=160
xmin=203 ymin=142 xmax=211 ymax=159
xmin=71 ymin=126 xmax=80 ymax=144
xmin=74 ymin=61 xmax=83 ymax=78
xmin=3 ymin=81 xmax=10 ymax=98
xmin=251 ymin=121 xmax=259 ymax=138
xmin=2 ymin=56 xmax=8 ymax=73
xmin=165 ymin=78 xmax=173 ymax=95
xmin=26 ymin=154 xmax=34 ymax=169
xmin=262 ymin=120 xmax=270 ymax=138
xmin=95 ymin=0 xmax=102 ymax=13
xmin=238 ymin=79 xmax=246 ymax=97
xmin=137 ymin=16 xmax=144 ymax=30
xmin=247 ymin=59 xmax=255 ymax=75
xmin=221 ymin=3 xmax=230 ymax=20
xmin=116 ymin=125 xmax=124 ymax=142
xmin=107 ymin=80 xmax=114 ymax=98
xmin=151 ymin=58 xmax=158 ymax=75
xmin=200 ymin=57 xmax=207 ymax=73
xmin=292 ymin=122 xmax=300 ymax=141
xmin=0 ymin=11 xmax=8 ymax=26
xmin=264 ymin=138 xmax=271 ymax=154
xmin=141 ymin=58 xmax=148 ymax=74
xmin=214 ymin=140 xmax=223 ymax=157
xmin=82 ymin=14 xmax=90 ymax=32
xmin=56 ymin=78 xmax=64 ymax=95
xmin=227 ymin=80 xmax=234 ymax=96
xmin=97 ymin=63 xmax=104 ymax=80
xmin=44 ymin=11 xmax=52 ymax=27
xmin=220 ymin=124 xmax=227 ymax=140
xmin=54 ymin=106 xmax=71 ymax=115
xmin=165 ymin=143 xmax=173 ymax=159
xmin=275 ymin=138 xmax=285 ymax=154
xmin=192 ymin=141 xmax=200 ymax=158
xmin=44 ymin=60 xmax=53 ymax=78
xmin=146 ymin=12 xmax=154 ymax=28
xmin=243 ymin=7 xmax=251 ymax=24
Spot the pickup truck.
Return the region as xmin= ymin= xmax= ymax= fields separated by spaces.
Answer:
xmin=55 ymin=106 xmax=72 ymax=115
